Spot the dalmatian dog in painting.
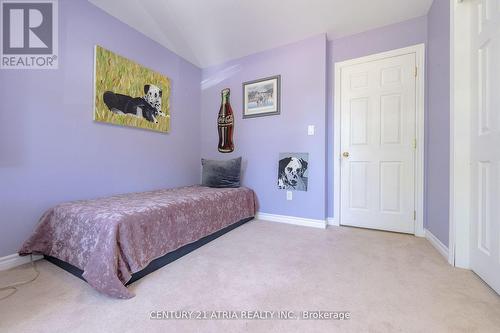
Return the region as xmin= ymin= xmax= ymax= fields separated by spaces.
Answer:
xmin=277 ymin=156 xmax=308 ymax=191
xmin=142 ymin=84 xmax=165 ymax=117
xmin=103 ymin=84 xmax=163 ymax=123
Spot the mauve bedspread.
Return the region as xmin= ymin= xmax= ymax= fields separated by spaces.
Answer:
xmin=19 ymin=185 xmax=256 ymax=299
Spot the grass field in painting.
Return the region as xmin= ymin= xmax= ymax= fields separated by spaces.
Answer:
xmin=94 ymin=45 xmax=171 ymax=133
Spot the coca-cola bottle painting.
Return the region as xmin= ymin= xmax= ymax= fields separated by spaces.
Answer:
xmin=217 ymin=88 xmax=235 ymax=153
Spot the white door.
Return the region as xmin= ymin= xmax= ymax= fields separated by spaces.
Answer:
xmin=470 ymin=0 xmax=500 ymax=294
xmin=340 ymin=54 xmax=417 ymax=234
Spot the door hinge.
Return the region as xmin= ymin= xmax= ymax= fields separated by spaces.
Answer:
xmin=413 ymin=211 xmax=416 ymax=221
xmin=413 ymin=138 xmax=417 ymax=149
xmin=415 ymin=66 xmax=418 ymax=77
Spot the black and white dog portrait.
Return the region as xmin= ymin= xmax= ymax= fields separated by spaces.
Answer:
xmin=103 ymin=84 xmax=163 ymax=123
xmin=277 ymin=153 xmax=309 ymax=191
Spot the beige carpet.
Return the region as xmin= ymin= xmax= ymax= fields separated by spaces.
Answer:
xmin=1 ymin=220 xmax=499 ymax=333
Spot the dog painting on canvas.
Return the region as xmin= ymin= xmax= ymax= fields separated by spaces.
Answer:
xmin=94 ymin=45 xmax=171 ymax=133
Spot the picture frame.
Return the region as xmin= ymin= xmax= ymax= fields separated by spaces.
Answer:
xmin=242 ymin=75 xmax=281 ymax=118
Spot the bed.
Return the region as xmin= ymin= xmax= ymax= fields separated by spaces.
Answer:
xmin=19 ymin=185 xmax=256 ymax=299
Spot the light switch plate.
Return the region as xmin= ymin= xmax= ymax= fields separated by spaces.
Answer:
xmin=286 ymin=191 xmax=293 ymax=200
xmin=308 ymin=125 xmax=315 ymax=136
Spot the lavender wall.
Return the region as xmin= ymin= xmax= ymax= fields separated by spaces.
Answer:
xmin=199 ymin=13 xmax=451 ymax=238
xmin=0 ymin=1 xmax=450 ymax=256
xmin=426 ymin=0 xmax=450 ymax=246
xmin=0 ymin=0 xmax=202 ymax=257
xmin=201 ymin=35 xmax=327 ymax=220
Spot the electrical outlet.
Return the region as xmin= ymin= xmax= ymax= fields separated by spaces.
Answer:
xmin=308 ymin=125 xmax=315 ymax=136
xmin=286 ymin=191 xmax=293 ymax=201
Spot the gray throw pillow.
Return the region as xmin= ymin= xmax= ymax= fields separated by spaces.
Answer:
xmin=201 ymin=157 xmax=242 ymax=188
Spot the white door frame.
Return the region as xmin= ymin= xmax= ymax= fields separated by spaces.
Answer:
xmin=333 ymin=44 xmax=426 ymax=237
xmin=449 ymin=0 xmax=473 ymax=269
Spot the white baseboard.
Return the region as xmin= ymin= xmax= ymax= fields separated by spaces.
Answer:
xmin=425 ymin=229 xmax=449 ymax=260
xmin=0 ymin=254 xmax=43 ymax=271
xmin=256 ymin=212 xmax=327 ymax=229
xmin=327 ymin=217 xmax=339 ymax=227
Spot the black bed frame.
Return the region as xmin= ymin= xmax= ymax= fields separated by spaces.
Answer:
xmin=44 ymin=216 xmax=254 ymax=286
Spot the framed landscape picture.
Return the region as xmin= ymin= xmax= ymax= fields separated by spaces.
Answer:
xmin=242 ymin=75 xmax=281 ymax=118
xmin=94 ymin=45 xmax=171 ymax=133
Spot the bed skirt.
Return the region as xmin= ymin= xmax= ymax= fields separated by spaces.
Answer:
xmin=44 ymin=216 xmax=254 ymax=286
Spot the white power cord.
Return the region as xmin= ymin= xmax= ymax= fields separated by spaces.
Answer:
xmin=0 ymin=255 xmax=40 ymax=301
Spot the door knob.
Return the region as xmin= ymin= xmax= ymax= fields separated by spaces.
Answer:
xmin=343 ymin=152 xmax=350 ymax=158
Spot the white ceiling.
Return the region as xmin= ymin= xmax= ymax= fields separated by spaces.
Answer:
xmin=88 ymin=0 xmax=434 ymax=68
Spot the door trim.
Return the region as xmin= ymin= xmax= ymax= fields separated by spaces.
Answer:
xmin=333 ymin=43 xmax=426 ymax=237
xmin=449 ymin=0 xmax=473 ymax=269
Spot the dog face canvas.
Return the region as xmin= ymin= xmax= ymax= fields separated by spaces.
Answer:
xmin=94 ymin=45 xmax=171 ymax=133
xmin=277 ymin=153 xmax=309 ymax=191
